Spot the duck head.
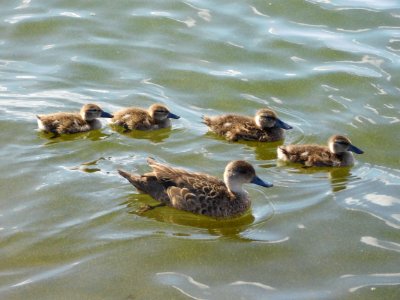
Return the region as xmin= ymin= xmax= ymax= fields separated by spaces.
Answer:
xmin=223 ymin=160 xmax=273 ymax=194
xmin=149 ymin=104 xmax=180 ymax=122
xmin=255 ymin=108 xmax=292 ymax=130
xmin=328 ymin=135 xmax=364 ymax=155
xmin=80 ymin=104 xmax=113 ymax=121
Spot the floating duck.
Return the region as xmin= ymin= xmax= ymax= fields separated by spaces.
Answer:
xmin=277 ymin=134 xmax=364 ymax=167
xmin=118 ymin=158 xmax=273 ymax=218
xmin=203 ymin=108 xmax=292 ymax=142
xmin=37 ymin=103 xmax=113 ymax=134
xmin=111 ymin=104 xmax=180 ymax=131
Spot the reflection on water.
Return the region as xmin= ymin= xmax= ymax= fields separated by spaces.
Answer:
xmin=110 ymin=124 xmax=175 ymax=143
xmin=244 ymin=139 xmax=284 ymax=161
xmin=69 ymin=157 xmax=105 ymax=173
xmin=329 ymin=167 xmax=353 ymax=192
xmin=38 ymin=129 xmax=111 ymax=145
xmin=277 ymin=159 xmax=358 ymax=193
xmin=121 ymin=191 xmax=281 ymax=238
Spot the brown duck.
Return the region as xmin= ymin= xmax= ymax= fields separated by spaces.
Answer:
xmin=36 ymin=103 xmax=113 ymax=134
xmin=277 ymin=134 xmax=364 ymax=167
xmin=111 ymin=104 xmax=180 ymax=131
xmin=203 ymin=108 xmax=292 ymax=142
xmin=118 ymin=158 xmax=273 ymax=218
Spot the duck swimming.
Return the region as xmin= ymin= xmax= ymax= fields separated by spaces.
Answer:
xmin=37 ymin=103 xmax=113 ymax=134
xmin=277 ymin=134 xmax=364 ymax=167
xmin=111 ymin=104 xmax=180 ymax=131
xmin=203 ymin=108 xmax=292 ymax=142
xmin=118 ymin=158 xmax=273 ymax=218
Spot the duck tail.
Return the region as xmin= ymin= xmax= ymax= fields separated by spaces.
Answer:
xmin=278 ymin=146 xmax=288 ymax=156
xmin=277 ymin=146 xmax=290 ymax=161
xmin=118 ymin=169 xmax=142 ymax=189
xmin=118 ymin=168 xmax=164 ymax=197
xmin=201 ymin=115 xmax=211 ymax=125
xmin=36 ymin=115 xmax=42 ymax=120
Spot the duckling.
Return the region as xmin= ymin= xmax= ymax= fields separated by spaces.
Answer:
xmin=37 ymin=103 xmax=113 ymax=134
xmin=277 ymin=134 xmax=364 ymax=167
xmin=118 ymin=158 xmax=273 ymax=218
xmin=111 ymin=104 xmax=180 ymax=131
xmin=203 ymin=108 xmax=292 ymax=142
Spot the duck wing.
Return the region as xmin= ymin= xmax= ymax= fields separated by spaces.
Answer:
xmin=147 ymin=158 xmax=233 ymax=215
xmin=279 ymin=145 xmax=341 ymax=167
xmin=38 ymin=112 xmax=89 ymax=134
xmin=203 ymin=114 xmax=259 ymax=141
xmin=112 ymin=108 xmax=153 ymax=130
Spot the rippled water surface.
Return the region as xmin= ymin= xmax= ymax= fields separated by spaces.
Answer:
xmin=1 ymin=0 xmax=400 ymax=299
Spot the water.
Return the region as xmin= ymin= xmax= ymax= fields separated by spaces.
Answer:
xmin=1 ymin=0 xmax=399 ymax=299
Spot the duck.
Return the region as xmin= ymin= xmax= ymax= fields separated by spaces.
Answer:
xmin=111 ymin=104 xmax=180 ymax=131
xmin=203 ymin=108 xmax=292 ymax=142
xmin=277 ymin=134 xmax=364 ymax=167
xmin=37 ymin=103 xmax=113 ymax=134
xmin=118 ymin=158 xmax=273 ymax=218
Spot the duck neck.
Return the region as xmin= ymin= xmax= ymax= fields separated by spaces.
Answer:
xmin=153 ymin=118 xmax=171 ymax=128
xmin=87 ymin=119 xmax=101 ymax=130
xmin=224 ymin=176 xmax=246 ymax=197
xmin=336 ymin=151 xmax=354 ymax=166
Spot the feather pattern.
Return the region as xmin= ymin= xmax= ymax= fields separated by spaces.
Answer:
xmin=111 ymin=104 xmax=180 ymax=131
xmin=36 ymin=103 xmax=113 ymax=134
xmin=277 ymin=135 xmax=364 ymax=167
xmin=118 ymin=158 xmax=272 ymax=218
xmin=203 ymin=108 xmax=292 ymax=142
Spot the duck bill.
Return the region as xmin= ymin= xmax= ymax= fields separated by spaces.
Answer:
xmin=168 ymin=112 xmax=180 ymax=119
xmin=251 ymin=176 xmax=273 ymax=188
xmin=100 ymin=111 xmax=114 ymax=118
xmin=276 ymin=118 xmax=293 ymax=130
xmin=348 ymin=144 xmax=364 ymax=154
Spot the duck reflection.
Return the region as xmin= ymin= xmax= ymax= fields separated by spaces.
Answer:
xmin=277 ymin=161 xmax=353 ymax=193
xmin=328 ymin=167 xmax=353 ymax=193
xmin=123 ymin=194 xmax=256 ymax=236
xmin=38 ymin=129 xmax=110 ymax=145
xmin=110 ymin=124 xmax=174 ymax=143
xmin=69 ymin=157 xmax=105 ymax=173
xmin=203 ymin=133 xmax=283 ymax=161
xmin=243 ymin=140 xmax=284 ymax=161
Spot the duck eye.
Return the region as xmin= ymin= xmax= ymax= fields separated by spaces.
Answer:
xmin=237 ymin=168 xmax=247 ymax=174
xmin=336 ymin=141 xmax=348 ymax=145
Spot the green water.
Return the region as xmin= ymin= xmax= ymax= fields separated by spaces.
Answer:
xmin=1 ymin=0 xmax=399 ymax=299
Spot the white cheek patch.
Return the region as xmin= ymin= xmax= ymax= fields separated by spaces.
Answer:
xmin=37 ymin=119 xmax=45 ymax=130
xmin=255 ymin=115 xmax=262 ymax=127
xmin=277 ymin=148 xmax=286 ymax=160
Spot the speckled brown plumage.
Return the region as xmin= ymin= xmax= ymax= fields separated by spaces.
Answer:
xmin=118 ymin=158 xmax=272 ymax=218
xmin=111 ymin=104 xmax=180 ymax=131
xmin=203 ymin=108 xmax=292 ymax=142
xmin=36 ymin=103 xmax=113 ymax=134
xmin=277 ymin=135 xmax=364 ymax=167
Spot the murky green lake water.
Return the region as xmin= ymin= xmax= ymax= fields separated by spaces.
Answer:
xmin=1 ymin=0 xmax=399 ymax=299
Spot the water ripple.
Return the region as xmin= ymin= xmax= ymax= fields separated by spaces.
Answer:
xmin=1 ymin=0 xmax=400 ymax=298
